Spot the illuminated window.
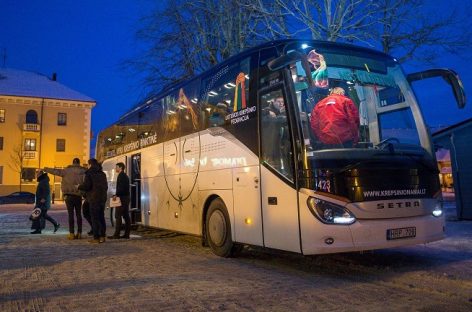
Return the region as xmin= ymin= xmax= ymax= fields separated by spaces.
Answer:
xmin=0 ymin=109 xmax=5 ymax=123
xmin=58 ymin=113 xmax=67 ymax=126
xmin=56 ymin=139 xmax=66 ymax=152
xmin=24 ymin=138 xmax=36 ymax=151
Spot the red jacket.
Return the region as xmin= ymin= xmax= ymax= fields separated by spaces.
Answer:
xmin=310 ymin=94 xmax=360 ymax=145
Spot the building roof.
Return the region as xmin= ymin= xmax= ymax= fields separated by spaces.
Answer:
xmin=0 ymin=68 xmax=95 ymax=102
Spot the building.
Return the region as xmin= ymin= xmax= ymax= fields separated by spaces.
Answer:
xmin=0 ymin=68 xmax=95 ymax=196
xmin=433 ymin=118 xmax=472 ymax=220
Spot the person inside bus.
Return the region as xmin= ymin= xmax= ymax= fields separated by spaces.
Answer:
xmin=261 ymin=94 xmax=293 ymax=179
xmin=267 ymin=96 xmax=285 ymax=117
xmin=310 ymin=87 xmax=360 ymax=148
xmin=209 ymin=102 xmax=228 ymax=127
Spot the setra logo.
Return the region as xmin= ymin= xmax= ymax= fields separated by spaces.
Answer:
xmin=377 ymin=201 xmax=420 ymax=209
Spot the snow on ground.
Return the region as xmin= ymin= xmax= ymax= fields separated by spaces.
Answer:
xmin=0 ymin=202 xmax=471 ymax=311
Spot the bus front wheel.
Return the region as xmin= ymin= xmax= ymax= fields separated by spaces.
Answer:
xmin=206 ymin=198 xmax=234 ymax=257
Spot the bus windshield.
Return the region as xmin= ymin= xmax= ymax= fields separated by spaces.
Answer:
xmin=289 ymin=44 xmax=428 ymax=156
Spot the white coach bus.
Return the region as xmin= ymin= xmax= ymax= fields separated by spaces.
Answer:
xmin=96 ymin=40 xmax=466 ymax=257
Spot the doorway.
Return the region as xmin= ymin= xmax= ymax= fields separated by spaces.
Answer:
xmin=130 ymin=153 xmax=141 ymax=224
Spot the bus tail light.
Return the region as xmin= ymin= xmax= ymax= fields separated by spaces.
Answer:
xmin=307 ymin=197 xmax=356 ymax=225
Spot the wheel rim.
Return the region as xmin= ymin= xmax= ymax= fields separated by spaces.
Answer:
xmin=208 ymin=209 xmax=226 ymax=247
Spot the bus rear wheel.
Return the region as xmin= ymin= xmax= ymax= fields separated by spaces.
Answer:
xmin=206 ymin=198 xmax=234 ymax=257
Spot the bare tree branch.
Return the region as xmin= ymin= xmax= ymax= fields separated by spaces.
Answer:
xmin=125 ymin=0 xmax=472 ymax=94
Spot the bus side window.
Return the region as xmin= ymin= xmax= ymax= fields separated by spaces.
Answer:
xmin=162 ymin=92 xmax=180 ymax=141
xmin=179 ymin=79 xmax=200 ymax=136
xmin=260 ymin=89 xmax=294 ymax=181
xmin=200 ymin=58 xmax=250 ymax=130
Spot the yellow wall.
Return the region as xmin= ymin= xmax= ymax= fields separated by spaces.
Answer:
xmin=0 ymin=95 xmax=95 ymax=195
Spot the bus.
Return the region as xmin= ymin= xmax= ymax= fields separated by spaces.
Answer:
xmin=96 ymin=40 xmax=466 ymax=257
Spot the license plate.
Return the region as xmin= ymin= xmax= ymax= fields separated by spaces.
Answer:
xmin=387 ymin=227 xmax=416 ymax=240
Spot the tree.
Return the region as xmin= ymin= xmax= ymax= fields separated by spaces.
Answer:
xmin=249 ymin=0 xmax=472 ymax=63
xmin=127 ymin=0 xmax=264 ymax=92
xmin=8 ymin=143 xmax=24 ymax=192
xmin=129 ymin=0 xmax=472 ymax=93
xmin=245 ymin=0 xmax=380 ymax=43
xmin=373 ymin=0 xmax=472 ymax=64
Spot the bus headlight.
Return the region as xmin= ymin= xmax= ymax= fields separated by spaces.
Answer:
xmin=307 ymin=197 xmax=356 ymax=225
xmin=432 ymin=201 xmax=443 ymax=217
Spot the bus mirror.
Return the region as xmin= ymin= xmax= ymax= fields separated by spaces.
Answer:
xmin=268 ymin=51 xmax=314 ymax=86
xmin=407 ymin=69 xmax=466 ymax=109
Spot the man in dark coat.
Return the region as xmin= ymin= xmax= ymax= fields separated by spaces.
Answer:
xmin=44 ymin=158 xmax=86 ymax=239
xmin=108 ymin=162 xmax=131 ymax=239
xmin=78 ymin=159 xmax=108 ymax=243
xmin=31 ymin=171 xmax=60 ymax=234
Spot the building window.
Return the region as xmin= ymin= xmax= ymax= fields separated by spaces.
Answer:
xmin=0 ymin=166 xmax=3 ymax=184
xmin=0 ymin=137 xmax=3 ymax=150
xmin=58 ymin=113 xmax=67 ymax=126
xmin=56 ymin=139 xmax=66 ymax=152
xmin=26 ymin=110 xmax=38 ymax=124
xmin=0 ymin=109 xmax=5 ymax=123
xmin=24 ymin=138 xmax=36 ymax=151
xmin=21 ymin=168 xmax=36 ymax=182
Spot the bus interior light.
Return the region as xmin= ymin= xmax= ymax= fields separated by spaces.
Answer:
xmin=301 ymin=43 xmax=309 ymax=49
xmin=307 ymin=197 xmax=356 ymax=225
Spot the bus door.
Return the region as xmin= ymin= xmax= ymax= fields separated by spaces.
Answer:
xmin=130 ymin=153 xmax=142 ymax=224
xmin=259 ymin=86 xmax=300 ymax=253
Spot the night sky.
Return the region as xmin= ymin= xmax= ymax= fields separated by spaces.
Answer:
xmin=1 ymin=0 xmax=471 ymax=153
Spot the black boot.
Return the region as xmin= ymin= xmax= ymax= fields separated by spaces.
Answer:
xmin=54 ymin=223 xmax=60 ymax=233
xmin=31 ymin=230 xmax=41 ymax=234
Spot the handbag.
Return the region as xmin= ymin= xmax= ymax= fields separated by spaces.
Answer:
xmin=109 ymin=196 xmax=121 ymax=208
xmin=29 ymin=207 xmax=42 ymax=221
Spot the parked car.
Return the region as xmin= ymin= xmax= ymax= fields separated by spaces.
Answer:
xmin=0 ymin=192 xmax=35 ymax=204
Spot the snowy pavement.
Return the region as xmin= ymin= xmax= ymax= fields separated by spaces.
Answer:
xmin=0 ymin=203 xmax=471 ymax=311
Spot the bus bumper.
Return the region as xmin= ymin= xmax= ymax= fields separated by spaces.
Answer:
xmin=301 ymin=214 xmax=445 ymax=255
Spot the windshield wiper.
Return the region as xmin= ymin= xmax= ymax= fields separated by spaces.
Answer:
xmin=375 ymin=138 xmax=400 ymax=153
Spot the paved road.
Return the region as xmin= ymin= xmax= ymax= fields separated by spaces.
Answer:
xmin=0 ymin=203 xmax=471 ymax=311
